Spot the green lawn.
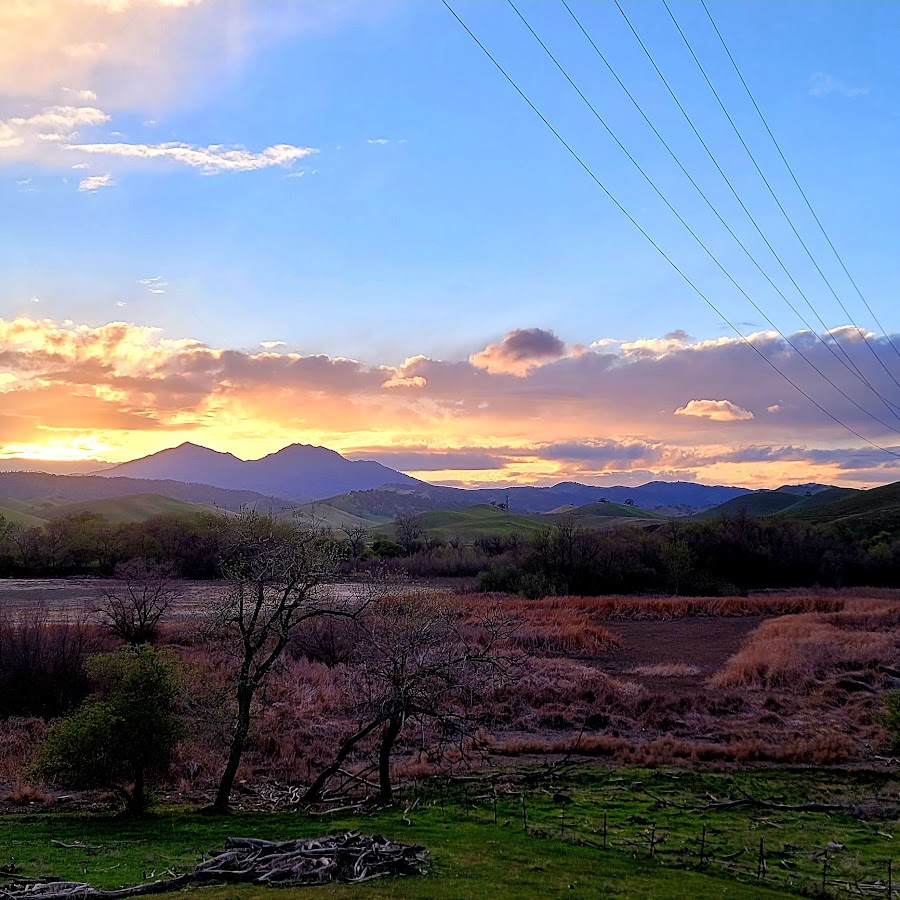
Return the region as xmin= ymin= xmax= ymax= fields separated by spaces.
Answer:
xmin=3 ymin=768 xmax=898 ymax=899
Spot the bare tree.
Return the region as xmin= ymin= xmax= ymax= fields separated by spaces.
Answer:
xmin=394 ymin=515 xmax=423 ymax=557
xmin=340 ymin=524 xmax=369 ymax=565
xmin=98 ymin=561 xmax=181 ymax=645
xmin=305 ymin=593 xmax=517 ymax=803
xmin=206 ymin=509 xmax=377 ymax=813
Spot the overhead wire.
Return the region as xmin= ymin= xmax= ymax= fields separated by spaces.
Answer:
xmin=504 ymin=0 xmax=900 ymax=438
xmin=439 ymin=0 xmax=900 ymax=460
xmin=609 ymin=0 xmax=900 ymax=416
xmin=659 ymin=0 xmax=900 ymax=397
xmin=700 ymin=0 xmax=900 ymax=368
xmin=557 ymin=0 xmax=900 ymax=422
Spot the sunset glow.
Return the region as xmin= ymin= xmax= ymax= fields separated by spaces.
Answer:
xmin=2 ymin=1 xmax=899 ymax=490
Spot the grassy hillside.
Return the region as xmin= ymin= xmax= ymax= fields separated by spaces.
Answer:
xmin=0 ymin=500 xmax=46 ymax=528
xmin=566 ymin=501 xmax=666 ymax=520
xmin=372 ymin=505 xmax=547 ymax=541
xmin=692 ymin=491 xmax=800 ymax=520
xmin=44 ymin=493 xmax=212 ymax=524
xmin=784 ymin=480 xmax=900 ymax=536
xmin=779 ymin=485 xmax=859 ymax=513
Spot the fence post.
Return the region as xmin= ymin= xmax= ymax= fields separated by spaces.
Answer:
xmin=757 ymin=837 xmax=764 ymax=880
xmin=463 ymin=785 xmax=469 ymax=819
xmin=521 ymin=793 xmax=528 ymax=834
xmin=560 ymin=806 xmax=566 ymax=836
xmin=888 ymin=858 xmax=893 ymax=900
xmin=649 ymin=824 xmax=656 ymax=859
xmin=602 ymin=812 xmax=608 ymax=849
xmin=821 ymin=850 xmax=828 ymax=895
xmin=699 ymin=824 xmax=706 ymax=867
xmin=493 ymin=792 xmax=498 ymax=826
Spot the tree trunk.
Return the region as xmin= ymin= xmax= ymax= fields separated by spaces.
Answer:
xmin=304 ymin=715 xmax=388 ymax=803
xmin=127 ymin=766 xmax=145 ymax=816
xmin=213 ymin=682 xmax=253 ymax=813
xmin=378 ymin=714 xmax=403 ymax=802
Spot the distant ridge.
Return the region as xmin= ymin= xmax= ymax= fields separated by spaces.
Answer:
xmin=98 ymin=442 xmax=422 ymax=500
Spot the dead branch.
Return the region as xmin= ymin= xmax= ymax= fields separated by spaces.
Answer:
xmin=0 ymin=833 xmax=426 ymax=898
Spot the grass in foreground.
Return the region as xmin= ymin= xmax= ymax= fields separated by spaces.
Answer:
xmin=1 ymin=806 xmax=793 ymax=900
xmin=3 ymin=768 xmax=898 ymax=899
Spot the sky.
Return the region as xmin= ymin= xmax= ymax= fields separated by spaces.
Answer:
xmin=1 ymin=0 xmax=900 ymax=489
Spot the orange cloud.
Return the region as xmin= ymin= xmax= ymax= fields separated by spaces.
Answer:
xmin=674 ymin=399 xmax=755 ymax=422
xmin=2 ymin=316 xmax=900 ymax=488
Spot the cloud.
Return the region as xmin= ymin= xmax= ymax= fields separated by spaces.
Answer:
xmin=259 ymin=340 xmax=286 ymax=350
xmin=67 ymin=140 xmax=318 ymax=173
xmin=366 ymin=138 xmax=391 ymax=145
xmin=809 ymin=72 xmax=869 ymax=98
xmin=78 ymin=173 xmax=114 ymax=191
xmin=138 ymin=276 xmax=167 ymax=294
xmin=470 ymin=328 xmax=568 ymax=376
xmin=674 ymin=399 xmax=754 ymax=422
xmin=3 ymin=316 xmax=900 ymax=488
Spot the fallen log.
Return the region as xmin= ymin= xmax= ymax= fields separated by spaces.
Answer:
xmin=0 ymin=833 xmax=427 ymax=899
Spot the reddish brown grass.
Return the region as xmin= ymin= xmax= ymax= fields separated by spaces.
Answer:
xmin=712 ymin=605 xmax=900 ymax=691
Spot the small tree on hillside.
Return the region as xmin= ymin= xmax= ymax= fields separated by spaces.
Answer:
xmin=34 ymin=645 xmax=184 ymax=814
xmin=206 ymin=509 xmax=379 ymax=813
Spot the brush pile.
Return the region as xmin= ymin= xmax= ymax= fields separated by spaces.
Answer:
xmin=0 ymin=832 xmax=428 ymax=897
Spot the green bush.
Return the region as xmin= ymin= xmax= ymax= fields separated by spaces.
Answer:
xmin=877 ymin=690 xmax=900 ymax=752
xmin=33 ymin=645 xmax=184 ymax=814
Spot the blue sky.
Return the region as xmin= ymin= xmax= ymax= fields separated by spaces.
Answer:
xmin=1 ymin=1 xmax=899 ymax=487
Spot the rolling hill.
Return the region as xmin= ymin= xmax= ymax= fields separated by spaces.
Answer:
xmin=43 ymin=494 xmax=213 ymax=524
xmin=782 ymin=480 xmax=900 ymax=536
xmin=695 ymin=485 xmax=863 ymax=521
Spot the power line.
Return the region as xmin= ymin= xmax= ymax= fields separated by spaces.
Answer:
xmin=439 ymin=0 xmax=900 ymax=460
xmin=609 ymin=0 xmax=900 ymax=420
xmin=557 ymin=0 xmax=900 ymax=423
xmin=659 ymin=0 xmax=900 ymax=397
xmin=700 ymin=0 xmax=900 ymax=369
xmin=504 ymin=0 xmax=900 ymax=438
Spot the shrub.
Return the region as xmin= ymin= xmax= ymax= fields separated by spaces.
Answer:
xmin=877 ymin=690 xmax=900 ymax=751
xmin=33 ymin=645 xmax=185 ymax=814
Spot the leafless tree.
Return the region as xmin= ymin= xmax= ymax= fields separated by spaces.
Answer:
xmin=97 ymin=561 xmax=181 ymax=645
xmin=205 ymin=508 xmax=379 ymax=813
xmin=340 ymin=524 xmax=369 ymax=565
xmin=305 ymin=593 xmax=517 ymax=803
xmin=394 ymin=515 xmax=423 ymax=557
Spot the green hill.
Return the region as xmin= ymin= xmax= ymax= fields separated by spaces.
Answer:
xmin=779 ymin=486 xmax=860 ymax=513
xmin=372 ymin=505 xmax=547 ymax=542
xmin=693 ymin=491 xmax=801 ymax=520
xmin=0 ymin=500 xmax=46 ymax=528
xmin=782 ymin=480 xmax=900 ymax=537
xmin=44 ymin=493 xmax=212 ymax=524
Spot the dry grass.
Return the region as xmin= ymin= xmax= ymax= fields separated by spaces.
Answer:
xmin=627 ymin=663 xmax=702 ymax=677
xmin=713 ymin=604 xmax=900 ymax=691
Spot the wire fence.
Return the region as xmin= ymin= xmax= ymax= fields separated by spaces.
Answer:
xmin=409 ymin=779 xmax=896 ymax=899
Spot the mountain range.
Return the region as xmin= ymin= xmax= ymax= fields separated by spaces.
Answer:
xmin=0 ymin=441 xmax=868 ymax=522
xmin=97 ymin=442 xmax=422 ymax=500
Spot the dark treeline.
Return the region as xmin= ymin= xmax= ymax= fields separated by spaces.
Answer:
xmin=1 ymin=507 xmax=899 ymax=595
xmin=0 ymin=512 xmax=227 ymax=578
xmin=475 ymin=514 xmax=900 ymax=596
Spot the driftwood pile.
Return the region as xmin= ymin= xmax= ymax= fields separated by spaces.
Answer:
xmin=0 ymin=832 xmax=427 ymax=898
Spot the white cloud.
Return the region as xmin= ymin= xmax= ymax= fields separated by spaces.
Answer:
xmin=366 ymin=138 xmax=391 ymax=145
xmin=0 ymin=105 xmax=109 ymax=152
xmin=138 ymin=276 xmax=167 ymax=294
xmin=259 ymin=340 xmax=286 ymax=349
xmin=67 ymin=140 xmax=318 ymax=173
xmin=809 ymin=72 xmax=869 ymax=98
xmin=78 ymin=173 xmax=114 ymax=191
xmin=674 ymin=399 xmax=754 ymax=422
